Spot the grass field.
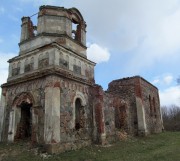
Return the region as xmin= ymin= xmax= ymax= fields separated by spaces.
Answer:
xmin=0 ymin=132 xmax=180 ymax=161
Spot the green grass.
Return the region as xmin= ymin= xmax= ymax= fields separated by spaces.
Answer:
xmin=0 ymin=132 xmax=180 ymax=161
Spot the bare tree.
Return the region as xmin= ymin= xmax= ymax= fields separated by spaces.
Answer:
xmin=161 ymin=105 xmax=180 ymax=131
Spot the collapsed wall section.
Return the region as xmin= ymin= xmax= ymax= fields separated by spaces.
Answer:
xmin=91 ymin=85 xmax=130 ymax=144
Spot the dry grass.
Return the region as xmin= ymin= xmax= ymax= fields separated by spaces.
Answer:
xmin=0 ymin=131 xmax=180 ymax=161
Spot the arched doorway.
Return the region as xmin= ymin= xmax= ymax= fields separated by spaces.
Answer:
xmin=15 ymin=101 xmax=32 ymax=140
xmin=11 ymin=92 xmax=34 ymax=141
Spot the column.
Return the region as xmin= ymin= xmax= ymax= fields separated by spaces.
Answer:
xmin=136 ymin=97 xmax=147 ymax=136
xmin=44 ymin=84 xmax=60 ymax=144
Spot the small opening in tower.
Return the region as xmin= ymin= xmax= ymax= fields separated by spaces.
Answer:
xmin=72 ymin=23 xmax=78 ymax=39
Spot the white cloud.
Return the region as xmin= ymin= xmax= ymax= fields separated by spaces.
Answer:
xmin=152 ymin=79 xmax=160 ymax=85
xmin=152 ymin=74 xmax=174 ymax=86
xmin=0 ymin=6 xmax=5 ymax=14
xmin=15 ymin=0 xmax=180 ymax=67
xmin=160 ymin=86 xmax=180 ymax=106
xmin=163 ymin=75 xmax=173 ymax=85
xmin=87 ymin=43 xmax=110 ymax=63
xmin=69 ymin=0 xmax=180 ymax=74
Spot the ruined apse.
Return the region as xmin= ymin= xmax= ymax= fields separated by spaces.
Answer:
xmin=0 ymin=5 xmax=163 ymax=153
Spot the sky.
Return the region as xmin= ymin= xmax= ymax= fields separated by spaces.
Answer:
xmin=0 ymin=0 xmax=179 ymax=107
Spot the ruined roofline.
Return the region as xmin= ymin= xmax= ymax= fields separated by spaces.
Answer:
xmin=39 ymin=5 xmax=65 ymax=10
xmin=19 ymin=5 xmax=87 ymax=49
xmin=68 ymin=7 xmax=85 ymax=22
xmin=109 ymin=75 xmax=158 ymax=90
xmin=39 ymin=5 xmax=85 ymax=23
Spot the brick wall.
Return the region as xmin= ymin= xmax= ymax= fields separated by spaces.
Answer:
xmin=107 ymin=78 xmax=138 ymax=135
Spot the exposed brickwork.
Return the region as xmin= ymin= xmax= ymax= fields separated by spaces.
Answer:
xmin=95 ymin=103 xmax=104 ymax=134
xmin=108 ymin=76 xmax=162 ymax=135
xmin=0 ymin=6 xmax=163 ymax=154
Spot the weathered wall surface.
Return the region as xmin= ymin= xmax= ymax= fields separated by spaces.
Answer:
xmin=140 ymin=79 xmax=162 ymax=134
xmin=1 ymin=74 xmax=94 ymax=152
xmin=0 ymin=5 xmax=163 ymax=154
xmin=8 ymin=46 xmax=94 ymax=82
xmin=91 ymin=85 xmax=130 ymax=144
xmin=91 ymin=85 xmax=106 ymax=144
xmin=107 ymin=76 xmax=163 ymax=136
xmin=1 ymin=77 xmax=46 ymax=142
xmin=107 ymin=78 xmax=138 ymax=135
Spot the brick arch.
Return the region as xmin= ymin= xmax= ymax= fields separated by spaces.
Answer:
xmin=7 ymin=92 xmax=34 ymax=142
xmin=72 ymin=91 xmax=86 ymax=129
xmin=12 ymin=92 xmax=34 ymax=107
xmin=73 ymin=91 xmax=86 ymax=107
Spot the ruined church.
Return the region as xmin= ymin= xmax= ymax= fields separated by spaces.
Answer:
xmin=0 ymin=6 xmax=163 ymax=153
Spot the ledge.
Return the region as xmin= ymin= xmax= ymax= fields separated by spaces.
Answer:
xmin=2 ymin=66 xmax=94 ymax=88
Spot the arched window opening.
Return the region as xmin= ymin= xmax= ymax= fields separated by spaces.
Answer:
xmin=38 ymin=54 xmax=43 ymax=68
xmin=75 ymin=98 xmax=84 ymax=130
xmin=89 ymin=65 xmax=92 ymax=78
xmin=25 ymin=59 xmax=29 ymax=65
xmin=12 ymin=63 xmax=18 ymax=76
xmin=59 ymin=53 xmax=69 ymax=69
xmin=73 ymin=59 xmax=81 ymax=75
xmin=153 ymin=97 xmax=156 ymax=117
xmin=24 ymin=58 xmax=30 ymax=72
xmin=12 ymin=61 xmax=21 ymax=76
xmin=149 ymin=95 xmax=153 ymax=116
xmin=66 ymin=55 xmax=69 ymax=68
xmin=15 ymin=101 xmax=32 ymax=140
xmin=71 ymin=17 xmax=85 ymax=44
xmin=38 ymin=53 xmax=49 ymax=68
xmin=72 ymin=23 xmax=78 ymax=39
xmin=85 ymin=64 xmax=89 ymax=77
xmin=30 ymin=57 xmax=34 ymax=70
xmin=17 ymin=61 xmax=21 ymax=74
xmin=12 ymin=63 xmax=16 ymax=69
xmin=39 ymin=54 xmax=43 ymax=60
xmin=74 ymin=58 xmax=76 ymax=65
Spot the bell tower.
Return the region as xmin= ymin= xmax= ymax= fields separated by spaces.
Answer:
xmin=0 ymin=5 xmax=95 ymax=150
